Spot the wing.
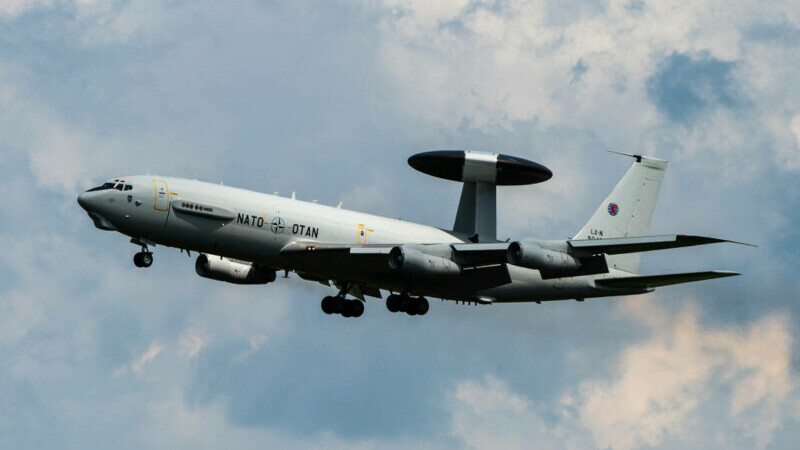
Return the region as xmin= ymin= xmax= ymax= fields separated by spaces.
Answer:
xmin=280 ymin=241 xmax=511 ymax=268
xmin=596 ymin=270 xmax=740 ymax=289
xmin=279 ymin=241 xmax=513 ymax=297
xmin=568 ymin=234 xmax=755 ymax=255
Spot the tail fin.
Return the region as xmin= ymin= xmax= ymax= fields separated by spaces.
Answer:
xmin=574 ymin=153 xmax=668 ymax=273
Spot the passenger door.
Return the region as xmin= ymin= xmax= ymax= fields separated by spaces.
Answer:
xmin=152 ymin=179 xmax=170 ymax=226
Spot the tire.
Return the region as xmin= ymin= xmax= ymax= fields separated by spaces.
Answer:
xmin=397 ymin=296 xmax=409 ymax=313
xmin=140 ymin=252 xmax=153 ymax=267
xmin=333 ymin=296 xmax=345 ymax=314
xmin=133 ymin=253 xmax=143 ymax=267
xmin=416 ymin=297 xmax=429 ymax=315
xmin=321 ymin=296 xmax=335 ymax=314
xmin=406 ymin=297 xmax=418 ymax=316
xmin=341 ymin=301 xmax=353 ymax=318
xmin=386 ymin=295 xmax=399 ymax=313
xmin=351 ymin=300 xmax=364 ymax=318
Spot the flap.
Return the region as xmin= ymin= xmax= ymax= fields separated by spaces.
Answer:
xmin=450 ymin=242 xmax=510 ymax=266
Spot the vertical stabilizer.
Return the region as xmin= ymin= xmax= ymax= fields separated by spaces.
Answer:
xmin=574 ymin=154 xmax=668 ymax=273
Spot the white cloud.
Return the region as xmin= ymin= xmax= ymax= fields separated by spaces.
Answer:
xmin=577 ymin=297 xmax=796 ymax=449
xmin=0 ymin=290 xmax=44 ymax=345
xmin=131 ymin=341 xmax=164 ymax=375
xmin=448 ymin=376 xmax=583 ymax=450
xmin=178 ymin=331 xmax=205 ymax=358
xmin=374 ymin=0 xmax=800 ymax=176
xmin=0 ymin=0 xmax=53 ymax=18
xmin=447 ymin=297 xmax=799 ymax=450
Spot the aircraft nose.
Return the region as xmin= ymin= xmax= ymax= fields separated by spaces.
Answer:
xmin=77 ymin=192 xmax=91 ymax=210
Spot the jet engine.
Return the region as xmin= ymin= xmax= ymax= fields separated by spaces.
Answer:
xmin=506 ymin=241 xmax=582 ymax=273
xmin=195 ymin=253 xmax=277 ymax=284
xmin=388 ymin=246 xmax=461 ymax=277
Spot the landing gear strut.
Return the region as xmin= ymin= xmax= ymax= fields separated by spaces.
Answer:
xmin=386 ymin=294 xmax=428 ymax=316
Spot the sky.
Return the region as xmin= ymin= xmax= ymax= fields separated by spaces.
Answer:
xmin=0 ymin=0 xmax=799 ymax=448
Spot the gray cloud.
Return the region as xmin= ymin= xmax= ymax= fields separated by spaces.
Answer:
xmin=646 ymin=52 xmax=742 ymax=125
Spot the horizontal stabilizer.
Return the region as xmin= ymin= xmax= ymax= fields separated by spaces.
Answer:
xmin=569 ymin=234 xmax=754 ymax=255
xmin=596 ymin=270 xmax=740 ymax=289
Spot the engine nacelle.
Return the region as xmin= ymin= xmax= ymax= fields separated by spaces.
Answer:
xmin=388 ymin=246 xmax=461 ymax=277
xmin=507 ymin=241 xmax=582 ymax=273
xmin=195 ymin=254 xmax=276 ymax=284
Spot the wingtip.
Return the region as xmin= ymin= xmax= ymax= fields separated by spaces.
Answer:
xmin=713 ymin=270 xmax=741 ymax=277
xmin=724 ymin=239 xmax=759 ymax=248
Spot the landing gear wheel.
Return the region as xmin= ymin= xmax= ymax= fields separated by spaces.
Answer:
xmin=386 ymin=294 xmax=400 ymax=313
xmin=342 ymin=300 xmax=354 ymax=318
xmin=406 ymin=297 xmax=419 ymax=316
xmin=397 ymin=295 xmax=410 ymax=313
xmin=332 ymin=296 xmax=346 ymax=315
xmin=416 ymin=297 xmax=429 ymax=315
xmin=321 ymin=296 xmax=336 ymax=314
xmin=350 ymin=300 xmax=364 ymax=318
xmin=133 ymin=253 xmax=143 ymax=267
xmin=140 ymin=252 xmax=153 ymax=267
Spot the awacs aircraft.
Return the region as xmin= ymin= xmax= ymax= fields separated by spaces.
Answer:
xmin=77 ymin=151 xmax=750 ymax=318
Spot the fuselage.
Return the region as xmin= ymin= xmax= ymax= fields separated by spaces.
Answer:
xmin=77 ymin=175 xmax=626 ymax=303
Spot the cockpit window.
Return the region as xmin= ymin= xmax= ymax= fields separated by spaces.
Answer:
xmin=124 ymin=185 xmax=133 ymax=191
xmin=86 ymin=182 xmax=117 ymax=192
xmin=114 ymin=184 xmax=124 ymax=191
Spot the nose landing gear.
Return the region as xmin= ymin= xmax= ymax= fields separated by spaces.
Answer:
xmin=386 ymin=294 xmax=429 ymax=316
xmin=133 ymin=251 xmax=153 ymax=268
xmin=132 ymin=239 xmax=153 ymax=268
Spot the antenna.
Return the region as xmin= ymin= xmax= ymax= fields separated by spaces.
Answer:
xmin=336 ymin=201 xmax=342 ymax=209
xmin=606 ymin=150 xmax=643 ymax=163
xmin=291 ymin=191 xmax=296 ymax=200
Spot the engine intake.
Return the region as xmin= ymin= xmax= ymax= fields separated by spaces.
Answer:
xmin=195 ymin=254 xmax=276 ymax=284
xmin=388 ymin=246 xmax=461 ymax=277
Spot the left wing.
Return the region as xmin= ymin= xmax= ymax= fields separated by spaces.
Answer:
xmin=596 ymin=270 xmax=740 ymax=289
xmin=279 ymin=241 xmax=513 ymax=297
xmin=280 ymin=241 xmax=510 ymax=268
xmin=568 ymin=234 xmax=754 ymax=255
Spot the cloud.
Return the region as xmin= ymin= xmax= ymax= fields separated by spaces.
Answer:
xmin=373 ymin=0 xmax=800 ymax=177
xmin=130 ymin=341 xmax=164 ymax=375
xmin=0 ymin=0 xmax=53 ymax=18
xmin=646 ymin=52 xmax=741 ymax=125
xmin=576 ymin=297 xmax=796 ymax=449
xmin=448 ymin=376 xmax=587 ymax=450
xmin=446 ymin=297 xmax=798 ymax=450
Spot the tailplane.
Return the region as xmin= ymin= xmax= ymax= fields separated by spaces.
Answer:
xmin=574 ymin=153 xmax=668 ymax=273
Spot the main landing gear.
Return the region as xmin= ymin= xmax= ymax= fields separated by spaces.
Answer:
xmin=321 ymin=295 xmax=364 ymax=318
xmin=386 ymin=294 xmax=429 ymax=316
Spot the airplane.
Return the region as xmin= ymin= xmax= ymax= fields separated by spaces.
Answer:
xmin=77 ymin=150 xmax=751 ymax=318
